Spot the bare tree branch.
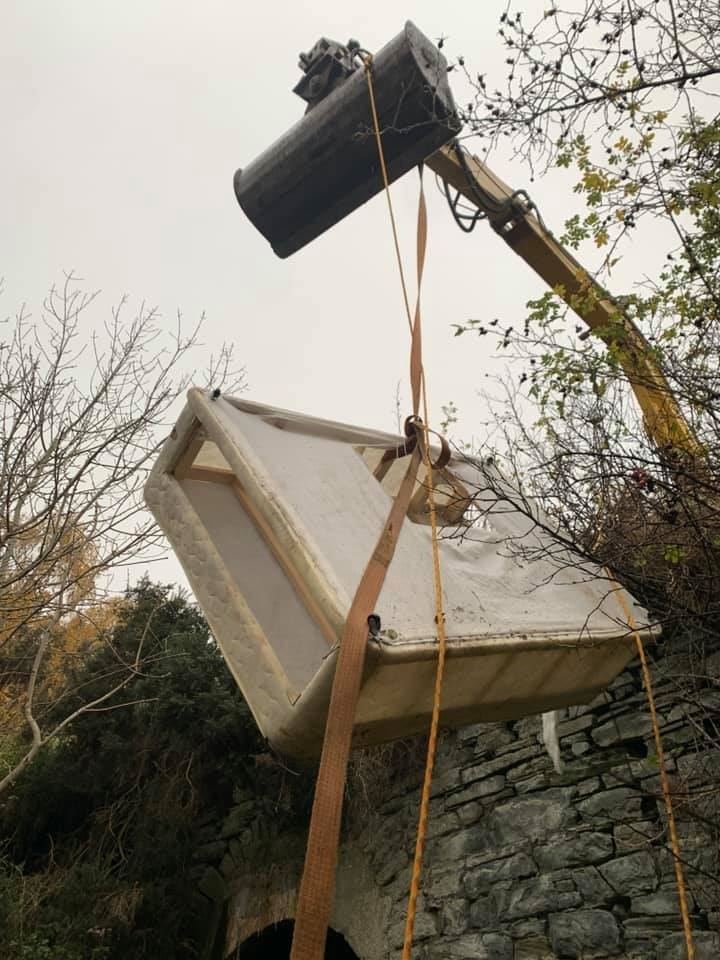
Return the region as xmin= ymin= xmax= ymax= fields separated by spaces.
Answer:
xmin=0 ymin=274 xmax=246 ymax=796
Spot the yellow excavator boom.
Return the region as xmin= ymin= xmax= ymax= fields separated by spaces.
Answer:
xmin=427 ymin=145 xmax=702 ymax=459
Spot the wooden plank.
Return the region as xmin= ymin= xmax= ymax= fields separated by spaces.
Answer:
xmin=183 ymin=465 xmax=234 ymax=485
xmin=171 ymin=427 xmax=205 ymax=480
xmin=230 ymin=480 xmax=339 ymax=649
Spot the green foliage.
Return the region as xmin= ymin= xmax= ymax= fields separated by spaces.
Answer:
xmin=663 ymin=544 xmax=689 ymax=566
xmin=450 ymin=2 xmax=720 ymax=627
xmin=0 ymin=578 xmax=300 ymax=960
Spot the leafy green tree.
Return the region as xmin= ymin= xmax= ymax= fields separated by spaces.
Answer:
xmin=0 ymin=579 xmax=293 ymax=960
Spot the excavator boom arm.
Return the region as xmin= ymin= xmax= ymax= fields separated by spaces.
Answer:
xmin=427 ymin=145 xmax=701 ymax=458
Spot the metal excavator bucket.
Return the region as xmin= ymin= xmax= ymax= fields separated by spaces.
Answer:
xmin=233 ymin=21 xmax=461 ymax=258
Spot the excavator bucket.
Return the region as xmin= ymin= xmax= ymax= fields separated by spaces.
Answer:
xmin=233 ymin=21 xmax=461 ymax=258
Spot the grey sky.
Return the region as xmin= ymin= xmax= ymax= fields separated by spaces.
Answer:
xmin=2 ymin=1 xmax=665 ymax=586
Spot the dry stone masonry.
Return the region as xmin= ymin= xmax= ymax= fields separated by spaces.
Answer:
xmin=198 ymin=638 xmax=720 ymax=960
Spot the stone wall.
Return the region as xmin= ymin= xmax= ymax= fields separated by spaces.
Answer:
xmin=197 ymin=642 xmax=720 ymax=959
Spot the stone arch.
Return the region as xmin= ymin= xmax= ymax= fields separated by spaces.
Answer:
xmin=224 ymin=845 xmax=390 ymax=959
xmin=236 ymin=919 xmax=359 ymax=959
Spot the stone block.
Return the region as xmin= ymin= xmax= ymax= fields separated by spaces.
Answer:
xmin=591 ymin=713 xmax=654 ymax=747
xmin=514 ymin=716 xmax=545 ymax=739
xmin=457 ymin=801 xmax=484 ymax=826
xmin=548 ymin=909 xmax=621 ymax=957
xmin=458 ymin=721 xmax=486 ymax=742
xmin=429 ymin=827 xmax=484 ymax=862
xmin=426 ymin=866 xmax=463 ymax=901
xmin=557 ymin=751 xmax=630 ymax=784
xmin=430 ymin=766 xmax=462 ymax=797
xmin=536 ymin=832 xmax=614 ymax=870
xmin=677 ymin=749 xmax=720 ymax=783
xmin=510 ymin=918 xmax=547 ymax=939
xmin=514 ymin=774 xmax=555 ymax=795
xmin=441 ymin=897 xmax=470 ymax=937
xmin=613 ymin=821 xmax=657 ymax=853
xmin=425 ymin=932 xmax=511 ymax=959
xmin=485 ymin=790 xmax=578 ymax=846
xmin=577 ymin=787 xmax=644 ymax=823
xmin=413 ymin=910 xmax=437 ymax=941
xmin=495 ymin=875 xmax=582 ymax=920
xmin=513 ymin=935 xmax=555 ymax=958
xmin=657 ymin=931 xmax=720 ymax=960
xmin=468 ymin=894 xmax=497 ymax=928
xmin=629 ymin=755 xmax=674 ymax=779
xmin=462 ymin=745 xmax=541 ymax=783
xmin=623 ymin=916 xmax=684 ymax=941
xmin=480 ymin=933 xmax=513 ymax=960
xmin=577 ymin=777 xmax=602 ymax=796
xmin=464 ymin=853 xmax=537 ymax=898
xmin=438 ymin=797 xmax=567 ymax=860
xmin=570 ymin=866 xmax=616 ymax=906
xmin=599 ymin=852 xmax=658 ymax=895
xmin=446 ymin=775 xmax=506 ymax=808
xmin=507 ymin=756 xmax=555 ymax=784
xmin=622 ymin=941 xmax=656 ymax=960
xmin=558 ymin=715 xmax=595 ymax=739
xmin=425 ymin=810 xmax=460 ymax=839
xmin=631 ymin=889 xmax=682 ymax=915
xmin=685 ymin=871 xmax=720 ymax=913
xmin=662 ymin=724 xmax=700 ymax=747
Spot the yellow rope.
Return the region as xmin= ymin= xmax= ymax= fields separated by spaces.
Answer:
xmin=610 ymin=576 xmax=695 ymax=960
xmin=364 ymin=55 xmax=448 ymax=960
xmin=402 ymin=390 xmax=448 ymax=960
xmin=364 ymin=55 xmax=414 ymax=338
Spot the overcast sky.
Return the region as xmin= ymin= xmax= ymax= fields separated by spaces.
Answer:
xmin=2 ymin=1 xmax=665 ymax=587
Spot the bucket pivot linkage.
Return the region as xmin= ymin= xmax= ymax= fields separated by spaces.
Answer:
xmin=293 ymin=36 xmax=363 ymax=113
